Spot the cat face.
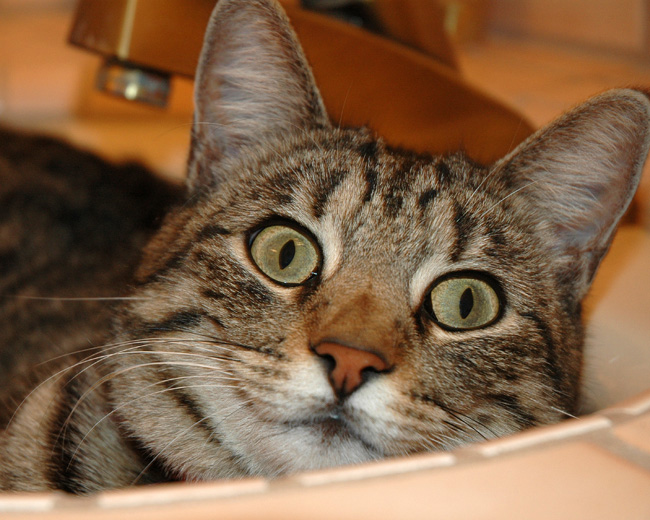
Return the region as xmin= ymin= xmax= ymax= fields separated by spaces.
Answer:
xmin=107 ymin=0 xmax=649 ymax=480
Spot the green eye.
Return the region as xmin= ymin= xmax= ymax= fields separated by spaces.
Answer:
xmin=427 ymin=275 xmax=501 ymax=330
xmin=249 ymin=224 xmax=320 ymax=285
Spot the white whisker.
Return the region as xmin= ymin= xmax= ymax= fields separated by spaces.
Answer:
xmin=69 ymin=380 xmax=241 ymax=467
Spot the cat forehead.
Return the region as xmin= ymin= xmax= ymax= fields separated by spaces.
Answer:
xmin=212 ymin=129 xmax=484 ymax=215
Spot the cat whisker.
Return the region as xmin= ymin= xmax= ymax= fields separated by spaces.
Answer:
xmin=439 ymin=406 xmax=497 ymax=442
xmin=55 ymin=337 xmax=243 ymax=383
xmin=59 ymin=359 xmax=240 ymax=436
xmin=38 ymin=336 xmax=210 ymax=366
xmin=337 ymin=83 xmax=354 ymax=131
xmin=131 ymin=415 xmax=213 ymax=486
xmin=16 ymin=334 xmax=249 ymax=429
xmin=482 ymin=179 xmax=540 ymax=217
xmin=154 ymin=121 xmax=196 ymax=140
xmin=507 ymin=117 xmax=526 ymax=154
xmin=203 ymin=397 xmax=256 ymax=443
xmin=465 ymin=168 xmax=496 ymax=206
xmin=407 ymin=426 xmax=462 ymax=452
xmin=7 ymin=295 xmax=152 ymax=302
xmin=138 ymin=327 xmax=274 ymax=355
xmin=3 ymin=344 xmax=140 ymax=429
xmin=68 ymin=380 xmax=242 ymax=469
xmin=548 ymin=406 xmax=577 ymax=419
xmin=81 ymin=349 xmax=240 ymax=376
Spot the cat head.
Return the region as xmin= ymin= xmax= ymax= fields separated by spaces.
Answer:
xmin=112 ymin=0 xmax=650 ymax=480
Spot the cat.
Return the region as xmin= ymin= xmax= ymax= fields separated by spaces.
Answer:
xmin=1 ymin=0 xmax=649 ymax=494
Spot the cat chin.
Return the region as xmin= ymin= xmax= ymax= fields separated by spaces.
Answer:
xmin=207 ymin=397 xmax=385 ymax=476
xmin=241 ymin=420 xmax=383 ymax=476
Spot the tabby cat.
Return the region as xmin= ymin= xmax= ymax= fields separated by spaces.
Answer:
xmin=1 ymin=0 xmax=648 ymax=494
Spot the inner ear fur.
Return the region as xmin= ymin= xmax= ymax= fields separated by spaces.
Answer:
xmin=188 ymin=0 xmax=330 ymax=191
xmin=493 ymin=88 xmax=650 ymax=291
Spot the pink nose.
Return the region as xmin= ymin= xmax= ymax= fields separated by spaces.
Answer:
xmin=313 ymin=342 xmax=391 ymax=398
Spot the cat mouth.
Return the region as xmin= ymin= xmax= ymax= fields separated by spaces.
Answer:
xmin=311 ymin=416 xmax=349 ymax=438
xmin=296 ymin=410 xmax=379 ymax=452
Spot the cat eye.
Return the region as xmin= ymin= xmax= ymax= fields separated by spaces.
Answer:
xmin=249 ymin=224 xmax=320 ymax=285
xmin=426 ymin=274 xmax=501 ymax=331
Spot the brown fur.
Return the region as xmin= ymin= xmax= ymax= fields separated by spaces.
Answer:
xmin=1 ymin=0 xmax=648 ymax=493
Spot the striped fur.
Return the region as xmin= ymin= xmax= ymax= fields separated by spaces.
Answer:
xmin=1 ymin=0 xmax=649 ymax=493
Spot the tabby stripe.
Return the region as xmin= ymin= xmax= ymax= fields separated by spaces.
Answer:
xmin=488 ymin=224 xmax=508 ymax=247
xmin=418 ymin=188 xmax=438 ymax=210
xmin=157 ymin=372 xmax=216 ymax=438
xmin=115 ymin=426 xmax=176 ymax=485
xmin=384 ymin=190 xmax=404 ymax=217
xmin=450 ymin=202 xmax=473 ymax=263
xmin=101 ymin=378 xmax=176 ymax=485
xmin=488 ymin=393 xmax=537 ymax=428
xmin=442 ymin=420 xmax=466 ymax=433
xmin=435 ymin=160 xmax=451 ymax=184
xmin=237 ymin=280 xmax=273 ymax=305
xmin=196 ymin=223 xmax=231 ymax=240
xmin=206 ymin=314 xmax=226 ymax=329
xmin=357 ymin=140 xmax=379 ymax=160
xmin=47 ymin=378 xmax=88 ymax=494
xmin=142 ymin=310 xmax=204 ymax=334
xmin=202 ymin=288 xmax=226 ymax=300
xmin=411 ymin=393 xmax=491 ymax=438
xmin=363 ymin=168 xmax=378 ymax=202
xmin=312 ymin=169 xmax=347 ymax=219
xmin=519 ymin=311 xmax=563 ymax=391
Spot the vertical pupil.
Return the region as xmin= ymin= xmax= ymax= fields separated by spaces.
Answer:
xmin=279 ymin=239 xmax=296 ymax=270
xmin=459 ymin=287 xmax=474 ymax=319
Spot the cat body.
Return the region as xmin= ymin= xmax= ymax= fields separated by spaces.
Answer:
xmin=0 ymin=129 xmax=180 ymax=490
xmin=1 ymin=0 xmax=649 ymax=493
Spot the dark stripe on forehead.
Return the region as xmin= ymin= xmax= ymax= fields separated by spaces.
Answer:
xmin=358 ymin=140 xmax=380 ymax=203
xmin=263 ymin=168 xmax=299 ymax=206
xmin=363 ymin=167 xmax=378 ymax=202
xmin=488 ymin=224 xmax=508 ymax=247
xmin=418 ymin=188 xmax=438 ymax=209
xmin=382 ymin=154 xmax=421 ymax=216
xmin=312 ymin=169 xmax=347 ymax=219
xmin=357 ymin=140 xmax=379 ymax=160
xmin=450 ymin=202 xmax=474 ymax=263
xmin=436 ymin=160 xmax=451 ymax=184
xmin=384 ymin=191 xmax=404 ymax=217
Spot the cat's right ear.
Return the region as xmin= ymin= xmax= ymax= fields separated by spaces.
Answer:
xmin=187 ymin=0 xmax=330 ymax=191
xmin=492 ymin=88 xmax=650 ymax=297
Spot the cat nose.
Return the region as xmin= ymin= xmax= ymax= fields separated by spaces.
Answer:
xmin=312 ymin=341 xmax=392 ymax=398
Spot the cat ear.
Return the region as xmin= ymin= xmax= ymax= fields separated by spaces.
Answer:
xmin=493 ymin=89 xmax=650 ymax=292
xmin=187 ymin=0 xmax=330 ymax=190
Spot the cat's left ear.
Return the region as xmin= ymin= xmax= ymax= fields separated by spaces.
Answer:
xmin=187 ymin=0 xmax=330 ymax=191
xmin=493 ymin=89 xmax=650 ymax=295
